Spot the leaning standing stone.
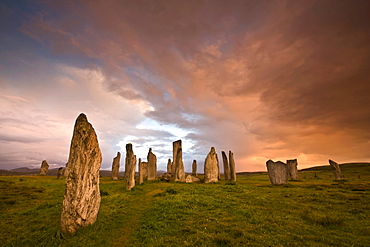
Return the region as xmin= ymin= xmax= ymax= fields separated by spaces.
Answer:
xmin=167 ymin=159 xmax=172 ymax=174
xmin=287 ymin=159 xmax=299 ymax=180
xmin=329 ymin=159 xmax=343 ymax=180
xmin=111 ymin=152 xmax=121 ymax=180
xmin=229 ymin=151 xmax=237 ymax=182
xmin=39 ymin=160 xmax=49 ymax=175
xmin=60 ymin=113 xmax=102 ymax=234
xmin=125 ymin=144 xmax=136 ymax=190
xmin=147 ymin=148 xmax=157 ymax=180
xmin=266 ymin=160 xmax=288 ymax=185
xmin=204 ymin=147 xmax=219 ymax=183
xmin=222 ymin=151 xmax=230 ymax=180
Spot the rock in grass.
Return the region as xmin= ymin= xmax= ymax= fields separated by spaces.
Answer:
xmin=111 ymin=152 xmax=121 ymax=180
xmin=60 ymin=113 xmax=102 ymax=234
xmin=186 ymin=174 xmax=200 ymax=183
xmin=204 ymin=147 xmax=219 ymax=183
xmin=287 ymin=159 xmax=299 ymax=180
xmin=125 ymin=143 xmax=136 ymax=190
xmin=38 ymin=160 xmax=49 ymax=175
xmin=329 ymin=159 xmax=343 ymax=180
xmin=147 ymin=148 xmax=157 ymax=180
xmin=266 ymin=160 xmax=288 ymax=185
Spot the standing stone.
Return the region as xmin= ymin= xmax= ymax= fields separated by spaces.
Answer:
xmin=192 ymin=160 xmax=198 ymax=176
xmin=60 ymin=113 xmax=102 ymax=234
xmin=125 ymin=143 xmax=136 ymax=190
xmin=222 ymin=151 xmax=230 ymax=180
xmin=266 ymin=160 xmax=288 ymax=185
xmin=147 ymin=148 xmax=157 ymax=180
xmin=287 ymin=159 xmax=299 ymax=180
xmin=139 ymin=159 xmax=149 ymax=184
xmin=229 ymin=151 xmax=237 ymax=182
xmin=172 ymin=140 xmax=185 ymax=182
xmin=111 ymin=152 xmax=121 ymax=180
xmin=39 ymin=160 xmax=49 ymax=175
xmin=57 ymin=167 xmax=64 ymax=179
xmin=204 ymin=147 xmax=219 ymax=183
xmin=167 ymin=159 xmax=172 ymax=174
xmin=329 ymin=159 xmax=343 ymax=180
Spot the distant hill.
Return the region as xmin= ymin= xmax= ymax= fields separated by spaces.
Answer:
xmin=300 ymin=162 xmax=370 ymax=172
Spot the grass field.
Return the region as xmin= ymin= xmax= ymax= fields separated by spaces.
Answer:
xmin=1 ymin=163 xmax=370 ymax=246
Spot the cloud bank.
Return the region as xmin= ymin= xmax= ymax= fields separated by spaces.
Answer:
xmin=1 ymin=0 xmax=369 ymax=171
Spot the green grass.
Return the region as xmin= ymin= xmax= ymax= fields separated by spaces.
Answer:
xmin=1 ymin=165 xmax=370 ymax=246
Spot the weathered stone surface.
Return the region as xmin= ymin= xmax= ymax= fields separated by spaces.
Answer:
xmin=173 ymin=140 xmax=185 ymax=182
xmin=186 ymin=174 xmax=200 ymax=183
xmin=111 ymin=152 xmax=121 ymax=180
xmin=222 ymin=151 xmax=230 ymax=180
xmin=139 ymin=161 xmax=148 ymax=184
xmin=266 ymin=160 xmax=288 ymax=185
xmin=329 ymin=159 xmax=343 ymax=180
xmin=163 ymin=172 xmax=171 ymax=182
xmin=39 ymin=160 xmax=49 ymax=175
xmin=125 ymin=143 xmax=136 ymax=190
xmin=57 ymin=167 xmax=64 ymax=179
xmin=287 ymin=159 xmax=299 ymax=180
xmin=204 ymin=147 xmax=219 ymax=183
xmin=60 ymin=113 xmax=102 ymax=234
xmin=167 ymin=159 xmax=172 ymax=174
xmin=192 ymin=160 xmax=197 ymax=176
xmin=147 ymin=148 xmax=157 ymax=180
xmin=229 ymin=151 xmax=237 ymax=182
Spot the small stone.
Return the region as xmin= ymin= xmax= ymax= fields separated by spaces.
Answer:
xmin=329 ymin=159 xmax=343 ymax=180
xmin=222 ymin=151 xmax=230 ymax=180
xmin=192 ymin=160 xmax=197 ymax=176
xmin=186 ymin=174 xmax=201 ymax=183
xmin=39 ymin=160 xmax=49 ymax=175
xmin=57 ymin=167 xmax=64 ymax=179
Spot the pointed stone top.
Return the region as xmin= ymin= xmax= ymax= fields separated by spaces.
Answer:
xmin=329 ymin=159 xmax=338 ymax=165
xmin=149 ymin=148 xmax=152 ymax=152
xmin=210 ymin=147 xmax=216 ymax=153
xmin=117 ymin=151 xmax=121 ymax=156
xmin=126 ymin=143 xmax=133 ymax=151
xmin=193 ymin=159 xmax=196 ymax=162
xmin=76 ymin=113 xmax=88 ymax=123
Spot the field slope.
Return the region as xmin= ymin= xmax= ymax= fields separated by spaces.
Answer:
xmin=1 ymin=163 xmax=370 ymax=246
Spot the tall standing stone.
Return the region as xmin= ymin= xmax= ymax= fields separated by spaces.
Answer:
xmin=111 ymin=152 xmax=121 ymax=180
xmin=167 ymin=159 xmax=172 ymax=174
xmin=329 ymin=159 xmax=343 ymax=180
xmin=147 ymin=148 xmax=157 ymax=180
xmin=192 ymin=160 xmax=197 ymax=176
xmin=204 ymin=147 xmax=219 ymax=183
xmin=266 ymin=160 xmax=288 ymax=185
xmin=287 ymin=159 xmax=299 ymax=180
xmin=57 ymin=167 xmax=64 ymax=179
xmin=125 ymin=144 xmax=136 ymax=190
xmin=173 ymin=140 xmax=185 ymax=182
xmin=60 ymin=113 xmax=102 ymax=234
xmin=222 ymin=151 xmax=230 ymax=180
xmin=39 ymin=160 xmax=49 ymax=175
xmin=229 ymin=151 xmax=237 ymax=182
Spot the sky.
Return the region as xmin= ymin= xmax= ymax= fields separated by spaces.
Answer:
xmin=1 ymin=0 xmax=369 ymax=172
